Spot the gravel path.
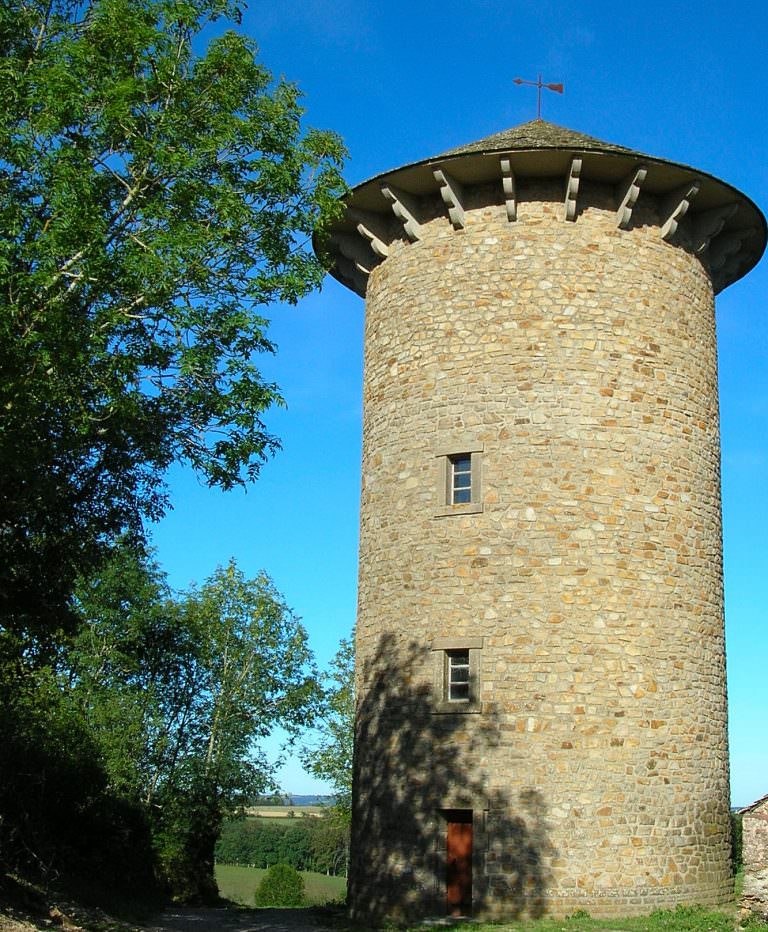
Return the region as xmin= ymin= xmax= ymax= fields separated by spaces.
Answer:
xmin=0 ymin=904 xmax=341 ymax=932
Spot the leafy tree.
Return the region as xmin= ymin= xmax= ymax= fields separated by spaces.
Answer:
xmin=298 ymin=638 xmax=353 ymax=880
xmin=0 ymin=650 xmax=160 ymax=903
xmin=278 ymin=825 xmax=312 ymax=871
xmin=254 ymin=863 xmax=305 ymax=908
xmin=308 ymin=810 xmax=351 ymax=877
xmin=68 ymin=548 xmax=319 ymax=900
xmin=301 ymin=637 xmax=354 ymax=818
xmin=731 ymin=811 xmax=743 ymax=871
xmin=149 ymin=563 xmax=318 ymax=900
xmin=0 ymin=0 xmax=346 ymax=652
xmin=0 ymin=0 xmax=344 ymax=898
xmin=252 ymin=823 xmax=284 ymax=868
xmin=216 ymin=818 xmax=265 ymax=866
xmin=68 ymin=538 xmax=191 ymax=802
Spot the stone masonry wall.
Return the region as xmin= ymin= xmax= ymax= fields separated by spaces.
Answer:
xmin=743 ymin=801 xmax=768 ymax=920
xmin=350 ymin=179 xmax=732 ymax=921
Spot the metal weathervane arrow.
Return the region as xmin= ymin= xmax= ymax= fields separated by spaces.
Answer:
xmin=513 ymin=74 xmax=564 ymax=119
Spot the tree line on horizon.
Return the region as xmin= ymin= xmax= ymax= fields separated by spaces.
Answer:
xmin=216 ymin=813 xmax=350 ymax=877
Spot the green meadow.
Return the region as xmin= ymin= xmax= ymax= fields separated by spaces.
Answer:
xmin=215 ymin=863 xmax=346 ymax=907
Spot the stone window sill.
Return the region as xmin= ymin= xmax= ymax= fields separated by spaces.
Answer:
xmin=431 ymin=703 xmax=482 ymax=715
xmin=434 ymin=503 xmax=484 ymax=518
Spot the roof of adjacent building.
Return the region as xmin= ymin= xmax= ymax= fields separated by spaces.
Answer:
xmin=740 ymin=794 xmax=768 ymax=815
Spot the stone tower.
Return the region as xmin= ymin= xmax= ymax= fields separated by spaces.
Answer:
xmin=320 ymin=120 xmax=766 ymax=921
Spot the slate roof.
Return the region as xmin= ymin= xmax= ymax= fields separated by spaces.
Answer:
xmin=436 ymin=118 xmax=638 ymax=160
xmin=740 ymin=793 xmax=768 ymax=815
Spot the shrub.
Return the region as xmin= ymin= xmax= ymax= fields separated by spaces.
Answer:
xmin=254 ymin=863 xmax=305 ymax=907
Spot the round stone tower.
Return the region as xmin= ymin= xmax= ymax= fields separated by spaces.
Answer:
xmin=321 ymin=120 xmax=765 ymax=922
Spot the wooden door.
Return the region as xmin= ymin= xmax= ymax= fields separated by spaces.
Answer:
xmin=446 ymin=812 xmax=472 ymax=915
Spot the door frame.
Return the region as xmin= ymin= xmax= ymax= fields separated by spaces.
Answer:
xmin=442 ymin=808 xmax=473 ymax=916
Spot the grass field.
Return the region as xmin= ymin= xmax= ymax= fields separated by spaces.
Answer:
xmin=244 ymin=805 xmax=325 ymax=819
xmin=215 ymin=863 xmax=346 ymax=907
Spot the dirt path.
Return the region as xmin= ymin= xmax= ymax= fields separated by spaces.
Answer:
xmin=0 ymin=904 xmax=341 ymax=932
xmin=141 ymin=906 xmax=338 ymax=932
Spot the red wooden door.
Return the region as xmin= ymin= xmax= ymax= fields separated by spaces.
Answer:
xmin=446 ymin=814 xmax=472 ymax=915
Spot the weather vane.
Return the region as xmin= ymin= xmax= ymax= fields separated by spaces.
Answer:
xmin=513 ymin=74 xmax=564 ymax=120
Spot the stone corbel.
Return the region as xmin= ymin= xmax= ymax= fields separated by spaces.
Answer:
xmin=660 ymin=180 xmax=700 ymax=241
xmin=433 ymin=166 xmax=466 ymax=230
xmin=334 ymin=253 xmax=368 ymax=297
xmin=347 ymin=207 xmax=391 ymax=259
xmin=708 ymin=228 xmax=755 ymax=272
xmin=691 ymin=204 xmax=739 ymax=255
xmin=709 ymin=228 xmax=757 ymax=293
xmin=564 ymin=157 xmax=582 ymax=222
xmin=500 ymin=157 xmax=517 ymax=222
xmin=381 ymin=183 xmax=423 ymax=242
xmin=615 ymin=164 xmax=647 ymax=230
xmin=333 ymin=232 xmax=378 ymax=274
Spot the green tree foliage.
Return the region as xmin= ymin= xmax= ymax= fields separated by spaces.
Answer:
xmin=215 ymin=814 xmax=349 ymax=876
xmin=0 ymin=0 xmax=346 ymax=651
xmin=0 ymin=0 xmax=345 ymax=903
xmin=731 ymin=811 xmax=743 ymax=871
xmin=67 ymin=539 xmax=189 ymax=801
xmin=253 ymin=863 xmax=305 ymax=908
xmin=0 ymin=544 xmax=319 ymax=903
xmin=0 ymin=655 xmax=159 ymax=905
xmin=69 ymin=549 xmax=318 ymax=900
xmin=306 ymin=810 xmax=351 ymax=877
xmin=301 ymin=638 xmax=354 ymax=818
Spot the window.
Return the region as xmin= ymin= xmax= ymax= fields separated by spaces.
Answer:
xmin=449 ymin=455 xmax=472 ymax=505
xmin=435 ymin=441 xmax=483 ymax=517
xmin=432 ymin=638 xmax=483 ymax=713
xmin=447 ymin=650 xmax=471 ymax=702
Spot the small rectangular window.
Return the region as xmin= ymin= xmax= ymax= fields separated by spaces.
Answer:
xmin=450 ymin=455 xmax=472 ymax=505
xmin=434 ymin=441 xmax=483 ymax=517
xmin=431 ymin=638 xmax=483 ymax=714
xmin=447 ymin=650 xmax=471 ymax=702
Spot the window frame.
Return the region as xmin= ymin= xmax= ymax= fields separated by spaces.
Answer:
xmin=446 ymin=649 xmax=471 ymax=702
xmin=431 ymin=637 xmax=483 ymax=714
xmin=434 ymin=441 xmax=484 ymax=517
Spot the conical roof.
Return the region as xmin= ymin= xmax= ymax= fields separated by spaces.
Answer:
xmin=436 ymin=118 xmax=637 ymax=160
xmin=319 ymin=119 xmax=766 ymax=297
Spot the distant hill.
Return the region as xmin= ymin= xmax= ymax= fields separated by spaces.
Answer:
xmin=244 ymin=794 xmax=338 ymax=820
xmin=289 ymin=794 xmax=336 ymax=806
xmin=249 ymin=793 xmax=336 ymax=807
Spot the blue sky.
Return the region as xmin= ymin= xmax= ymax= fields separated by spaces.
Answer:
xmin=151 ymin=0 xmax=768 ymax=806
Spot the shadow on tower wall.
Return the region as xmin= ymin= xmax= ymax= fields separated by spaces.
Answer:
xmin=349 ymin=632 xmax=557 ymax=924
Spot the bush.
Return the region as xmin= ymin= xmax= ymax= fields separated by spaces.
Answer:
xmin=254 ymin=863 xmax=305 ymax=907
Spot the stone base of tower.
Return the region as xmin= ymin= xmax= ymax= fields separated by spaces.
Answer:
xmin=348 ymin=809 xmax=734 ymax=924
xmin=348 ymin=749 xmax=734 ymax=923
xmin=348 ymin=878 xmax=735 ymax=925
